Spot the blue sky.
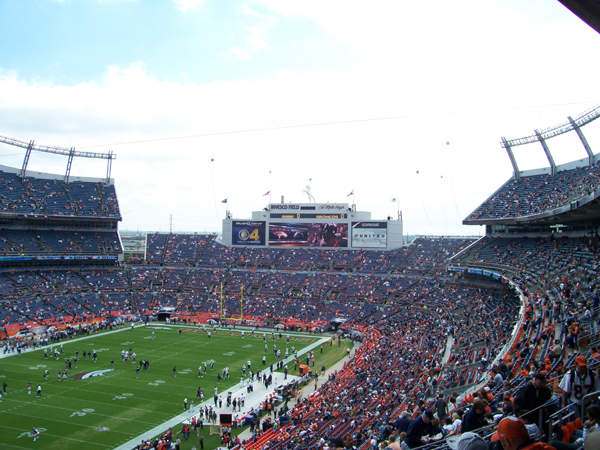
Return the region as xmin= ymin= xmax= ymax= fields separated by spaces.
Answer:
xmin=0 ymin=1 xmax=338 ymax=85
xmin=0 ymin=0 xmax=599 ymax=235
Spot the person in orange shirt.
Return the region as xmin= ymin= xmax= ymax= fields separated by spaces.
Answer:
xmin=491 ymin=417 xmax=555 ymax=450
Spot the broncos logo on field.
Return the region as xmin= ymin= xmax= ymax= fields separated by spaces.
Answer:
xmin=17 ymin=428 xmax=47 ymax=438
xmin=74 ymin=369 xmax=114 ymax=380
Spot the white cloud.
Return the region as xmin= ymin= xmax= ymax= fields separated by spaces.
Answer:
xmin=219 ymin=46 xmax=252 ymax=61
xmin=2 ymin=59 xmax=598 ymax=235
xmin=238 ymin=4 xmax=265 ymax=19
xmin=220 ymin=6 xmax=277 ymax=60
xmin=172 ymin=0 xmax=205 ymax=14
xmin=94 ymin=0 xmax=139 ymax=4
xmin=243 ymin=24 xmax=271 ymax=51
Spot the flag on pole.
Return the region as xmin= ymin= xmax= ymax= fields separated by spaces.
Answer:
xmin=221 ymin=198 xmax=228 ymax=203
xmin=347 ymin=190 xmax=354 ymax=196
xmin=391 ymin=198 xmax=397 ymax=202
xmin=263 ymin=191 xmax=270 ymax=196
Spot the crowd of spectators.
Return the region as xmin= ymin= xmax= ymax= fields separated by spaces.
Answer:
xmin=3 ymin=227 xmax=600 ymax=449
xmin=4 ymin=156 xmax=600 ymax=449
xmin=0 ymin=236 xmax=475 ymax=331
xmin=0 ymin=169 xmax=121 ymax=219
xmin=466 ymin=163 xmax=600 ymax=221
xmin=0 ymin=236 xmax=522 ymax=330
xmin=241 ymin=282 xmax=521 ymax=450
xmin=0 ymin=229 xmax=121 ymax=256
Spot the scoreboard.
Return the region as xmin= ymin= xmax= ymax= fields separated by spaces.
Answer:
xmin=222 ymin=202 xmax=403 ymax=250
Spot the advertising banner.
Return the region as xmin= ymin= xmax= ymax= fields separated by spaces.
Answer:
xmin=351 ymin=222 xmax=387 ymax=248
xmin=232 ymin=221 xmax=266 ymax=246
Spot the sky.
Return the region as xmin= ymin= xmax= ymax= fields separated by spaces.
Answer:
xmin=0 ymin=0 xmax=599 ymax=236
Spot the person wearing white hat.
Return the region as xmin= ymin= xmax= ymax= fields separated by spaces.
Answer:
xmin=446 ymin=432 xmax=487 ymax=450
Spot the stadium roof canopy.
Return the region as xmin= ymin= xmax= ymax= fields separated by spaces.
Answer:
xmin=558 ymin=0 xmax=600 ymax=34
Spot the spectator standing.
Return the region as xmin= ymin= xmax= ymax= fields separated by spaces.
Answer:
xmin=514 ymin=373 xmax=552 ymax=424
xmin=406 ymin=410 xmax=434 ymax=449
xmin=559 ymin=356 xmax=600 ymax=419
xmin=435 ymin=394 xmax=448 ymax=422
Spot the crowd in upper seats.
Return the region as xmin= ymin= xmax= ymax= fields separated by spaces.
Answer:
xmin=163 ymin=233 xmax=208 ymax=265
xmin=0 ymin=230 xmax=122 ymax=255
xmin=449 ymin=234 xmax=600 ymax=357
xmin=465 ymin=163 xmax=600 ymax=221
xmin=0 ymin=237 xmax=471 ymax=330
xmin=0 ymin=169 xmax=122 ymax=260
xmin=0 ymin=169 xmax=121 ymax=219
xmin=0 ymin=237 xmax=496 ymax=330
xmin=450 ymin=235 xmax=598 ymax=300
xmin=139 ymin=234 xmax=473 ymax=275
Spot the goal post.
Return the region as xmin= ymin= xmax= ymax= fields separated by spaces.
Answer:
xmin=219 ymin=284 xmax=245 ymax=322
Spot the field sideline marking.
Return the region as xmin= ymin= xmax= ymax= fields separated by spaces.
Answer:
xmin=0 ymin=390 xmax=171 ymax=425
xmin=0 ymin=423 xmax=114 ymax=449
xmin=1 ymin=409 xmax=135 ymax=437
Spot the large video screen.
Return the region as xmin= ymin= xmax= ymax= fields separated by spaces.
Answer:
xmin=232 ymin=221 xmax=266 ymax=246
xmin=268 ymin=223 xmax=308 ymax=246
xmin=269 ymin=223 xmax=348 ymax=247
xmin=351 ymin=222 xmax=387 ymax=248
xmin=308 ymin=223 xmax=348 ymax=247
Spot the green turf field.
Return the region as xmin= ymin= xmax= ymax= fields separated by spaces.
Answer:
xmin=0 ymin=325 xmax=334 ymax=450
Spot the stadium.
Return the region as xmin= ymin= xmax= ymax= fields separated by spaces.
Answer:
xmin=2 ymin=2 xmax=600 ymax=450
xmin=2 ymin=100 xmax=600 ymax=450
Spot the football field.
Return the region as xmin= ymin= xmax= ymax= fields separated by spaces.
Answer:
xmin=0 ymin=325 xmax=334 ymax=450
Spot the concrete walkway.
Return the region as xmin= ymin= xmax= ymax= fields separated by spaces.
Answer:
xmin=441 ymin=334 xmax=455 ymax=366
